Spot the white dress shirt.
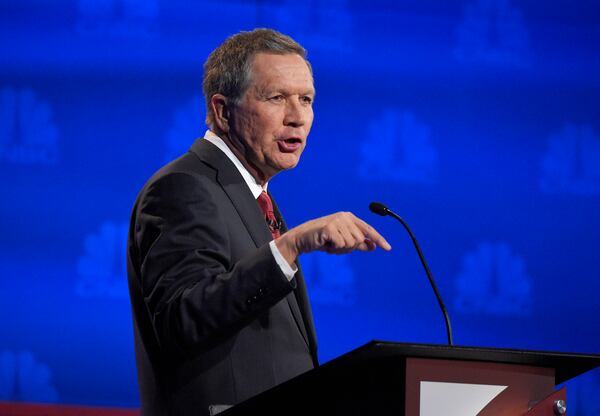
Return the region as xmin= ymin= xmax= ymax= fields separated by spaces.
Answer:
xmin=203 ymin=130 xmax=297 ymax=281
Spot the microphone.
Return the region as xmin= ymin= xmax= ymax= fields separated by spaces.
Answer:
xmin=369 ymin=202 xmax=454 ymax=346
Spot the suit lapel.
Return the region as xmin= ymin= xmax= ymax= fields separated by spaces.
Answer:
xmin=190 ymin=139 xmax=316 ymax=357
xmin=190 ymin=139 xmax=272 ymax=248
xmin=271 ymin=192 xmax=318 ymax=358
xmin=293 ymin=264 xmax=318 ymax=363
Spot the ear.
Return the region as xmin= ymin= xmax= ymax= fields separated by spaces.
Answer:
xmin=211 ymin=94 xmax=230 ymax=133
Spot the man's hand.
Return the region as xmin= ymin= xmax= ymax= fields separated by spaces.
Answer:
xmin=275 ymin=212 xmax=391 ymax=266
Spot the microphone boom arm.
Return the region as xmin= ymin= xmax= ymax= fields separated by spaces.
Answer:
xmin=370 ymin=202 xmax=454 ymax=346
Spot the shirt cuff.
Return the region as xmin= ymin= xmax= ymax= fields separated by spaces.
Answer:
xmin=269 ymin=240 xmax=297 ymax=282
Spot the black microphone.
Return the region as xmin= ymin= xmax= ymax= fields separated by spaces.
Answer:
xmin=369 ymin=201 xmax=454 ymax=346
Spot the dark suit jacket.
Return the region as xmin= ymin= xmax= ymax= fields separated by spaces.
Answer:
xmin=127 ymin=138 xmax=318 ymax=416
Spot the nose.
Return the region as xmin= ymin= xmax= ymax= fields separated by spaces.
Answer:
xmin=284 ymin=97 xmax=311 ymax=128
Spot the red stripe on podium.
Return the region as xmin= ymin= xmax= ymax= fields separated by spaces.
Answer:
xmin=0 ymin=401 xmax=139 ymax=416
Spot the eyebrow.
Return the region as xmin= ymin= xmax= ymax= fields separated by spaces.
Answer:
xmin=259 ymin=86 xmax=316 ymax=97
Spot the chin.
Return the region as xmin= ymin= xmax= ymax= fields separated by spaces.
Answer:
xmin=282 ymin=157 xmax=301 ymax=170
xmin=273 ymin=153 xmax=301 ymax=170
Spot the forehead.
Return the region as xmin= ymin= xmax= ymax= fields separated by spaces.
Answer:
xmin=248 ymin=53 xmax=314 ymax=91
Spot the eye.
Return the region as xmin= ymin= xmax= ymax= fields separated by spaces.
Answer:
xmin=269 ymin=95 xmax=285 ymax=102
xmin=300 ymin=95 xmax=313 ymax=105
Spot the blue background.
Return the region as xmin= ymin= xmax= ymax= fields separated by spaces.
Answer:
xmin=1 ymin=0 xmax=599 ymax=413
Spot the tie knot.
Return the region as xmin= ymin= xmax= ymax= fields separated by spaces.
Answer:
xmin=257 ymin=191 xmax=280 ymax=239
xmin=257 ymin=191 xmax=274 ymax=215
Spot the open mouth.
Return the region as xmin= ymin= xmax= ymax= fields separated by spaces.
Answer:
xmin=277 ymin=138 xmax=303 ymax=152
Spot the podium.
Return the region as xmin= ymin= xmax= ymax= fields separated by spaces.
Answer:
xmin=222 ymin=341 xmax=600 ymax=415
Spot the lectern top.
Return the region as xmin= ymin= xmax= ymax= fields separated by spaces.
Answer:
xmin=350 ymin=341 xmax=600 ymax=385
xmin=221 ymin=340 xmax=600 ymax=415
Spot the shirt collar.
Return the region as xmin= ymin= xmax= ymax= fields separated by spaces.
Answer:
xmin=203 ymin=130 xmax=267 ymax=199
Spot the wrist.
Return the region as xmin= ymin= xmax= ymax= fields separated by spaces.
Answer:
xmin=275 ymin=232 xmax=300 ymax=266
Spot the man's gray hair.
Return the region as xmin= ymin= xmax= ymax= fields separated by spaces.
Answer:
xmin=203 ymin=28 xmax=311 ymax=129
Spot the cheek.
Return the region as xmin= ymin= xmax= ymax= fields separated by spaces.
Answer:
xmin=242 ymin=114 xmax=261 ymax=136
xmin=235 ymin=113 xmax=265 ymax=151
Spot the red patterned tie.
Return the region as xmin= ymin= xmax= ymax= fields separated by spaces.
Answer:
xmin=257 ymin=191 xmax=281 ymax=239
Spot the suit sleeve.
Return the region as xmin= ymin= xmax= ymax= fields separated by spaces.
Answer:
xmin=132 ymin=171 xmax=295 ymax=355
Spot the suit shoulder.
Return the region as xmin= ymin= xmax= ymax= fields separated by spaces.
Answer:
xmin=146 ymin=149 xmax=217 ymax=188
xmin=153 ymin=151 xmax=216 ymax=183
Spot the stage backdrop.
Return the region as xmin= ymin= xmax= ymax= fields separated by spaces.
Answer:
xmin=1 ymin=0 xmax=599 ymax=413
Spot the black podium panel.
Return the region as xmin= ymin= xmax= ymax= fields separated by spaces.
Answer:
xmin=222 ymin=341 xmax=600 ymax=416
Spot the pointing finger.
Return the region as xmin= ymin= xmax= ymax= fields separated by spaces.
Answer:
xmin=356 ymin=239 xmax=376 ymax=252
xmin=356 ymin=218 xmax=392 ymax=251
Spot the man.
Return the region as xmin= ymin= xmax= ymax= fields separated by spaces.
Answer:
xmin=127 ymin=29 xmax=391 ymax=416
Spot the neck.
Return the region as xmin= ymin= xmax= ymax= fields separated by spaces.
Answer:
xmin=216 ymin=130 xmax=270 ymax=186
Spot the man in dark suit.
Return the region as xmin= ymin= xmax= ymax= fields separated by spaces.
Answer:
xmin=127 ymin=29 xmax=391 ymax=416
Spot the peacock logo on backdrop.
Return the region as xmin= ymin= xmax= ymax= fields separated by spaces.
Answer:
xmin=0 ymin=351 xmax=58 ymax=402
xmin=0 ymin=87 xmax=59 ymax=166
xmin=76 ymin=221 xmax=129 ymax=298
xmin=76 ymin=0 xmax=159 ymax=37
xmin=164 ymin=96 xmax=205 ymax=164
xmin=540 ymin=124 xmax=600 ymax=196
xmin=359 ymin=110 xmax=437 ymax=184
xmin=454 ymin=0 xmax=531 ymax=67
xmin=301 ymin=252 xmax=356 ymax=306
xmin=454 ymin=241 xmax=532 ymax=316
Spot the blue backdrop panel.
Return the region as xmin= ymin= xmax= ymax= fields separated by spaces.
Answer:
xmin=1 ymin=0 xmax=599 ymax=413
